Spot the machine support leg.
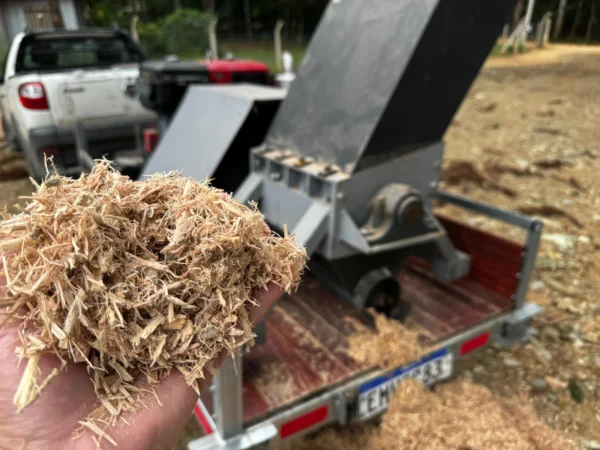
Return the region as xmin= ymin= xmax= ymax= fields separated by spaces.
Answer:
xmin=213 ymin=354 xmax=244 ymax=438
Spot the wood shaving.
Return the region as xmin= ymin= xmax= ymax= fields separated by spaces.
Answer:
xmin=346 ymin=310 xmax=429 ymax=370
xmin=284 ymin=378 xmax=580 ymax=450
xmin=0 ymin=161 xmax=306 ymax=437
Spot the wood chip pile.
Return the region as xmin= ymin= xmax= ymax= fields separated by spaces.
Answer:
xmin=0 ymin=161 xmax=306 ymax=431
xmin=346 ymin=310 xmax=430 ymax=370
xmin=285 ymin=378 xmax=581 ymax=450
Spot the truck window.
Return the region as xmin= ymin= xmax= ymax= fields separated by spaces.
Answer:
xmin=15 ymin=35 xmax=144 ymax=73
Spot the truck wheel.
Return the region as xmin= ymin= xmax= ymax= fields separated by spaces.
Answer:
xmin=2 ymin=116 xmax=21 ymax=153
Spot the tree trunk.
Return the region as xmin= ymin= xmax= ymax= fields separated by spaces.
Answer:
xmin=296 ymin=14 xmax=304 ymax=45
xmin=586 ymin=0 xmax=596 ymax=40
xmin=553 ymin=0 xmax=568 ymax=39
xmin=569 ymin=0 xmax=584 ymax=39
xmin=201 ymin=0 xmax=215 ymax=12
xmin=243 ymin=0 xmax=253 ymax=41
xmin=513 ymin=0 xmax=525 ymax=26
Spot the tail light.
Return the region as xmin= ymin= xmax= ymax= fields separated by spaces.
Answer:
xmin=19 ymin=82 xmax=49 ymax=110
xmin=460 ymin=332 xmax=490 ymax=355
xmin=208 ymin=71 xmax=233 ymax=84
xmin=143 ymin=127 xmax=159 ymax=154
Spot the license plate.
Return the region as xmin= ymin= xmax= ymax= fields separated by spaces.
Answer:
xmin=357 ymin=348 xmax=454 ymax=420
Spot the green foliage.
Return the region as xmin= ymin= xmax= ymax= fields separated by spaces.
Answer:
xmin=138 ymin=22 xmax=167 ymax=57
xmin=162 ymin=8 xmax=214 ymax=56
xmin=83 ymin=0 xmax=128 ymax=28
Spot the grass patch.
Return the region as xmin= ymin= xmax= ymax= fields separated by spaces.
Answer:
xmin=491 ymin=42 xmax=527 ymax=56
xmin=180 ymin=40 xmax=306 ymax=71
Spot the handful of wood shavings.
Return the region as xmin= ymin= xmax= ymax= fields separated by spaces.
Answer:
xmin=0 ymin=160 xmax=306 ymax=440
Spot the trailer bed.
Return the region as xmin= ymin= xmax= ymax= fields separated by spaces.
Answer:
xmin=228 ymin=217 xmax=520 ymax=424
xmin=239 ymin=265 xmax=513 ymax=424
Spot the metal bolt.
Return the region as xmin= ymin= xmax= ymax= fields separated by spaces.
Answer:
xmin=430 ymin=181 xmax=438 ymax=189
xmin=336 ymin=192 xmax=345 ymax=200
xmin=270 ymin=172 xmax=282 ymax=181
xmin=360 ymin=226 xmax=373 ymax=236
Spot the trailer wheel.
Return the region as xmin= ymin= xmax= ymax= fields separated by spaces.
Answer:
xmin=353 ymin=267 xmax=409 ymax=320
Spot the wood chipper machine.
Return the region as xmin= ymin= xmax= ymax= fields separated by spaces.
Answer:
xmin=141 ymin=0 xmax=543 ymax=448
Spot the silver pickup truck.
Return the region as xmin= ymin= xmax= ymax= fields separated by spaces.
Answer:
xmin=0 ymin=27 xmax=156 ymax=179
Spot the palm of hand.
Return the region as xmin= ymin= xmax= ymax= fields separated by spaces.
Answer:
xmin=0 ymin=274 xmax=281 ymax=449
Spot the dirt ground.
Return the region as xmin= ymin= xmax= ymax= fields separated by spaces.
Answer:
xmin=434 ymin=44 xmax=600 ymax=447
xmin=1 ymin=45 xmax=599 ymax=449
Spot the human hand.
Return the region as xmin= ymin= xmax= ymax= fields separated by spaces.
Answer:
xmin=0 ymin=255 xmax=282 ymax=450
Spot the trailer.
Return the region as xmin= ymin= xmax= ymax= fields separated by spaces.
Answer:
xmin=140 ymin=0 xmax=541 ymax=448
xmin=188 ymin=207 xmax=541 ymax=449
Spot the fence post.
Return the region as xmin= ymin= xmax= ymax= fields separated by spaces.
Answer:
xmin=208 ymin=18 xmax=218 ymax=60
xmin=544 ymin=17 xmax=552 ymax=46
xmin=502 ymin=23 xmax=510 ymax=39
xmin=502 ymin=18 xmax=525 ymax=53
xmin=274 ymin=20 xmax=285 ymax=73
xmin=520 ymin=0 xmax=536 ymax=48
xmin=130 ymin=15 xmax=139 ymax=43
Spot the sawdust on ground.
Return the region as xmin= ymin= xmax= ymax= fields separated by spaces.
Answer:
xmin=283 ymin=378 xmax=581 ymax=450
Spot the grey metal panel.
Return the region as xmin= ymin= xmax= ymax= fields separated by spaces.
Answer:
xmin=265 ymin=0 xmax=515 ymax=172
xmin=259 ymin=180 xmax=314 ymax=233
xmin=214 ymin=354 xmax=243 ymax=438
xmin=141 ymin=84 xmax=284 ymax=182
xmin=265 ymin=0 xmax=436 ymax=171
xmin=339 ymin=142 xmax=443 ymax=227
xmin=292 ymin=201 xmax=330 ymax=256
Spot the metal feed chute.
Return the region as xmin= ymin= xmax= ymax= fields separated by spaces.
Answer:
xmin=237 ymin=0 xmax=516 ymax=316
xmin=264 ymin=0 xmax=513 ymax=173
xmin=142 ymin=84 xmax=284 ymax=194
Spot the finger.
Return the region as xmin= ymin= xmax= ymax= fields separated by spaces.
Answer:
xmin=249 ymin=282 xmax=283 ymax=325
xmin=91 ymin=369 xmax=198 ymax=450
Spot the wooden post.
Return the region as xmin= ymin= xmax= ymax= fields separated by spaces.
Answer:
xmin=243 ymin=0 xmax=253 ymax=41
xmin=544 ymin=17 xmax=552 ymax=45
xmin=586 ymin=0 xmax=596 ymax=41
xmin=130 ymin=15 xmax=139 ymax=44
xmin=553 ymin=0 xmax=567 ymax=40
xmin=536 ymin=13 xmax=552 ymax=48
xmin=502 ymin=23 xmax=510 ymax=39
xmin=502 ymin=18 xmax=525 ymax=53
xmin=536 ymin=20 xmax=543 ymax=47
xmin=520 ymin=0 xmax=536 ymax=48
xmin=208 ymin=19 xmax=218 ymax=60
xmin=274 ymin=20 xmax=285 ymax=73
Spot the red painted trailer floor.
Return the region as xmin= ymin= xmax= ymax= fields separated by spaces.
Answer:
xmin=234 ymin=218 xmax=522 ymax=426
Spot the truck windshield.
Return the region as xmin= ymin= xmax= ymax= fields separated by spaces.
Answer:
xmin=15 ymin=35 xmax=144 ymax=73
